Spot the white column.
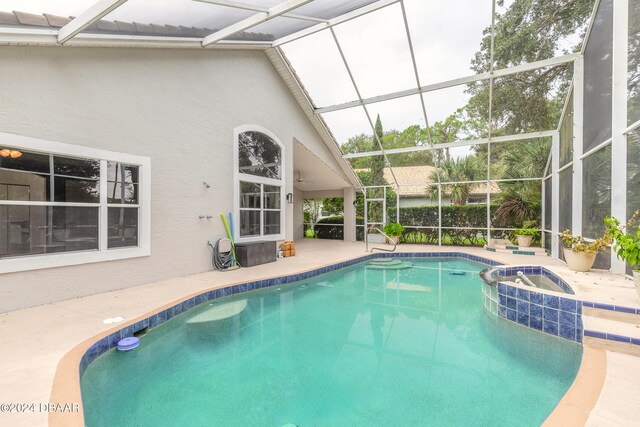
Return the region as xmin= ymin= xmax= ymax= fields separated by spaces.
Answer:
xmin=541 ymin=179 xmax=546 ymax=247
xmin=293 ymin=187 xmax=304 ymax=240
xmin=551 ymin=132 xmax=560 ymax=259
xmin=572 ymin=58 xmax=584 ymax=237
xmin=438 ymin=184 xmax=442 ymax=246
xmin=343 ymin=187 xmax=356 ymax=242
xmin=611 ymin=0 xmax=629 ymax=273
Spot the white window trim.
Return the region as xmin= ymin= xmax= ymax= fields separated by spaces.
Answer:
xmin=0 ymin=132 xmax=151 ymax=274
xmin=233 ymin=125 xmax=285 ymax=242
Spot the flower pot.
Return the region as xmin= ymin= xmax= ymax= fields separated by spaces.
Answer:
xmin=563 ymin=248 xmax=596 ymax=272
xmin=516 ymin=235 xmax=534 ymax=248
xmin=387 ymin=236 xmax=400 ymax=245
xmin=633 ymin=271 xmax=640 ymax=299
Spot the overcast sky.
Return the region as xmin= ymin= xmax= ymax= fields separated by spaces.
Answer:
xmin=282 ymin=0 xmax=494 ymax=145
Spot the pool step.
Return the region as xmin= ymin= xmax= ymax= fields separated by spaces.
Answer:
xmin=369 ymin=258 xmax=399 ymax=264
xmin=583 ymin=306 xmax=640 ymax=324
xmin=483 ymin=245 xmax=548 ymax=256
xmin=366 ymin=261 xmax=413 ymax=270
xmin=582 ymin=308 xmax=640 ymax=355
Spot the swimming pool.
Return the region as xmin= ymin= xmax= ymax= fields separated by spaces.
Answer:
xmin=80 ymin=257 xmax=582 ymax=426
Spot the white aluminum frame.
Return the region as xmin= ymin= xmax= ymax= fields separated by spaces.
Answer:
xmin=314 ymin=54 xmax=579 ymax=115
xmin=342 ymin=130 xmax=557 ymax=159
xmin=195 ymin=0 xmax=329 ymax=23
xmin=572 ymin=59 xmax=584 ymax=239
xmin=58 ymin=0 xmax=128 ymax=44
xmin=0 ymin=132 xmax=151 ymax=274
xmin=551 ymin=132 xmax=560 ymax=258
xmin=202 ymin=0 xmax=315 ymax=46
xmin=610 ymin=0 xmax=629 ymax=273
xmin=271 ymin=0 xmax=400 ymax=47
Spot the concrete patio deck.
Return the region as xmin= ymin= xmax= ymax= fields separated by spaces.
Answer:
xmin=1 ymin=239 xmax=638 ymax=426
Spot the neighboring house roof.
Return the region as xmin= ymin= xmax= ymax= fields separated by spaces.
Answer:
xmin=380 ymin=165 xmax=500 ymax=197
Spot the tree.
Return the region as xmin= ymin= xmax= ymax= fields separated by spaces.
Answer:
xmin=466 ymin=0 xmax=594 ymax=136
xmin=430 ymin=111 xmax=467 ymax=163
xmin=322 ymin=198 xmax=344 ymax=216
xmin=342 ymin=134 xmax=373 ymax=170
xmin=380 ymin=125 xmax=434 ymax=167
xmin=463 ymin=0 xmax=595 ymax=224
xmin=303 ymin=199 xmax=323 ymax=234
xmin=370 ymin=115 xmax=386 ymax=186
xmin=428 ymin=156 xmax=484 ymax=205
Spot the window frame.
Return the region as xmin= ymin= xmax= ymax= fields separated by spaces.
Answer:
xmin=233 ymin=125 xmax=285 ymax=242
xmin=0 ymin=132 xmax=151 ymax=273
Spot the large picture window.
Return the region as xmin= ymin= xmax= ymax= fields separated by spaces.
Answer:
xmin=0 ymin=133 xmax=150 ymax=273
xmin=235 ymin=128 xmax=284 ymax=240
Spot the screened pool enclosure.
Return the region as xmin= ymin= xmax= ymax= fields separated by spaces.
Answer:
xmin=1 ymin=0 xmax=638 ymax=275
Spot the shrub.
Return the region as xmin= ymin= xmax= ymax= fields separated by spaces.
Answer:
xmin=383 ymin=223 xmax=404 ymax=236
xmin=314 ymin=216 xmax=344 ymax=240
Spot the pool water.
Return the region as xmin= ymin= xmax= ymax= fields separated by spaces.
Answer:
xmin=81 ymin=258 xmax=582 ymax=426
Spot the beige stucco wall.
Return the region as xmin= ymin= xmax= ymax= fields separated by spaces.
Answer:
xmin=0 ymin=46 xmax=350 ymax=312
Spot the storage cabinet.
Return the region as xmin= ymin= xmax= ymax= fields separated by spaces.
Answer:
xmin=234 ymin=241 xmax=276 ymax=267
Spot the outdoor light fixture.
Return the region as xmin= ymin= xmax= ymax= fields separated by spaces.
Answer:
xmin=0 ymin=149 xmax=21 ymax=158
xmin=286 ymin=193 xmax=294 ymax=204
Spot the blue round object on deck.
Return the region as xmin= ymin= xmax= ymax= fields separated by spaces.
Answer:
xmin=117 ymin=337 xmax=140 ymax=352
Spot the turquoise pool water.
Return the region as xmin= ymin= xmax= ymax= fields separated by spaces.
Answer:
xmin=81 ymin=258 xmax=582 ymax=426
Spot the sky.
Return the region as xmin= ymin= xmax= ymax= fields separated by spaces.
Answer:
xmin=282 ymin=0 xmax=494 ymax=145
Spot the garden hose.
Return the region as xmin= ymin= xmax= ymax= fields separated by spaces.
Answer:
xmin=208 ymin=238 xmax=240 ymax=271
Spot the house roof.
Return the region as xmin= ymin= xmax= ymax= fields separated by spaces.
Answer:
xmin=0 ymin=10 xmax=273 ymax=40
xmin=381 ymin=165 xmax=500 ymax=197
xmin=0 ymin=10 xmax=362 ymax=190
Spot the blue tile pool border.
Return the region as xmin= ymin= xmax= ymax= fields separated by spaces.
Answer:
xmin=581 ymin=300 xmax=640 ymax=315
xmin=489 ymin=266 xmax=582 ymax=343
xmin=78 ymin=251 xmax=503 ymax=376
xmin=488 ymin=269 xmax=640 ymax=346
xmin=496 ymin=265 xmax=575 ymax=294
xmin=494 ymin=280 xmax=583 ymax=343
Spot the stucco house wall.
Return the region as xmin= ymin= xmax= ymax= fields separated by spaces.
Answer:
xmin=0 ymin=46 xmax=349 ymax=312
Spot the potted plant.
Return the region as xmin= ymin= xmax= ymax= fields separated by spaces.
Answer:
xmin=383 ymin=223 xmax=404 ymax=245
xmin=514 ymin=221 xmax=539 ymax=248
xmin=560 ymin=229 xmax=611 ymax=272
xmin=605 ymin=210 xmax=640 ymax=297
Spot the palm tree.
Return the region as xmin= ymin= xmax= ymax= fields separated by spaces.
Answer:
xmin=427 ymin=156 xmax=484 ymax=205
xmin=493 ymin=138 xmax=550 ymax=226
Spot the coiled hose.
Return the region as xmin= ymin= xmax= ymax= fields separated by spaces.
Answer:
xmin=208 ymin=238 xmax=240 ymax=271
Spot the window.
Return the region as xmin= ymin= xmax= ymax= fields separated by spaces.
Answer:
xmin=235 ymin=127 xmax=284 ymax=240
xmin=0 ymin=133 xmax=150 ymax=273
xmin=107 ymin=162 xmax=140 ymax=248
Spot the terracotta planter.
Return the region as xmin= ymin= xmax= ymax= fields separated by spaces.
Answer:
xmin=563 ymin=248 xmax=596 ymax=272
xmin=516 ymin=235 xmax=534 ymax=247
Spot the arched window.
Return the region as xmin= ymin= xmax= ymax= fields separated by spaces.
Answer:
xmin=235 ymin=128 xmax=284 ymax=240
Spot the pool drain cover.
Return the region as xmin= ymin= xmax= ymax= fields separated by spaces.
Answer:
xmin=102 ymin=316 xmax=125 ymax=324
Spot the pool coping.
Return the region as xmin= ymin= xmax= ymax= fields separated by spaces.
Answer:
xmin=49 ymin=251 xmax=604 ymax=427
